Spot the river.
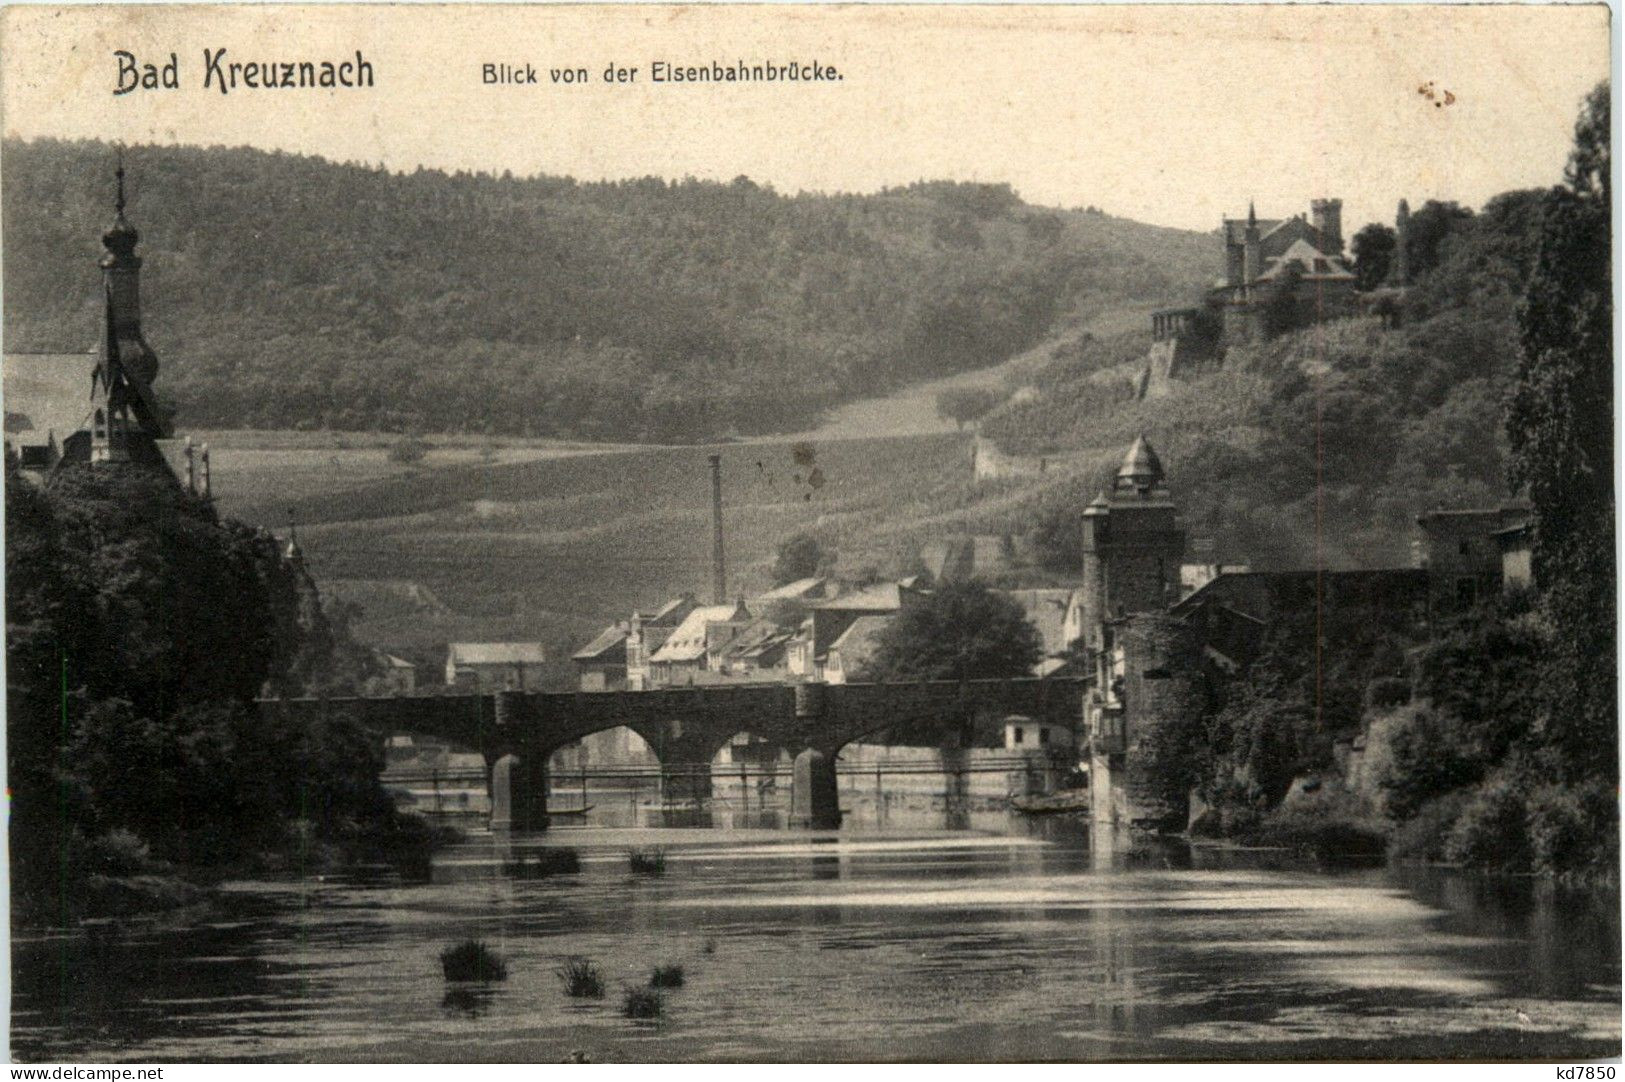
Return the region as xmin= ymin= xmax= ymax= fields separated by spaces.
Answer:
xmin=12 ymin=797 xmax=1621 ymax=1063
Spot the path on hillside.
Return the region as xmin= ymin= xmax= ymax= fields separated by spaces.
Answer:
xmin=779 ymin=358 xmax=1020 ymax=442
xmin=779 ymin=307 xmax=1147 ymax=444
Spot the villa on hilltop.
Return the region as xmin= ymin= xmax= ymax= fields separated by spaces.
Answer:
xmin=1140 ymin=197 xmax=1414 ymax=399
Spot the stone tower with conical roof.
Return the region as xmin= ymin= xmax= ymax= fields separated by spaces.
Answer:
xmin=1080 ymin=436 xmax=1200 ymax=835
xmin=1077 ymin=435 xmax=1187 ymax=653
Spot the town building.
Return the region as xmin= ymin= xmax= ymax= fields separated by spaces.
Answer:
xmin=1002 ymin=716 xmax=1075 ymax=752
xmin=1495 ymin=522 xmax=1534 ymax=591
xmin=791 ymin=581 xmax=926 ymax=682
xmin=822 ymin=614 xmax=893 ymax=684
xmin=646 ymin=600 xmax=753 ymax=686
xmin=572 ymin=622 xmax=631 ymax=691
xmin=1414 ymin=506 xmax=1532 ymax=610
xmin=375 ymin=654 xmax=418 ymax=696
xmin=445 ymin=642 xmax=548 ymax=691
xmin=623 ymin=594 xmax=699 ymax=690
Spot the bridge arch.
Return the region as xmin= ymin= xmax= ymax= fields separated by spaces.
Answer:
xmin=258 ymin=677 xmax=1089 ymax=832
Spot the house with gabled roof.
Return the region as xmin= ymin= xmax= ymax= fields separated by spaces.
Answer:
xmin=572 ymin=622 xmax=631 ymax=691
xmin=646 ymin=599 xmax=753 ymax=686
xmin=823 ymin=614 xmax=894 ymax=684
xmin=445 ymin=642 xmax=547 ymax=691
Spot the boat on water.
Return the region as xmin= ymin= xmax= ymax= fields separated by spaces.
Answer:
xmin=1009 ymin=789 xmax=1091 ymax=815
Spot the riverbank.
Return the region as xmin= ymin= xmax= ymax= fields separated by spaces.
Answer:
xmin=14 ymin=813 xmax=454 ymax=932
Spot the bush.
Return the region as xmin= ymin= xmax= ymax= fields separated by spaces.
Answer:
xmin=622 ymin=985 xmax=664 ymax=1019
xmin=1388 ymin=790 xmax=1473 ymax=862
xmin=556 ymin=957 xmax=605 ymax=998
xmin=628 ymin=848 xmax=667 ymax=876
xmin=1243 ymin=793 xmax=1387 ymax=860
xmin=388 ymin=435 xmax=430 ymax=465
xmin=84 ymin=828 xmax=159 ymax=877
xmin=1380 ymin=707 xmax=1485 ymax=820
xmin=440 ymin=939 xmax=508 ymax=982
xmin=1526 ymin=779 xmax=1618 ymax=881
xmin=1443 ymin=776 xmax=1530 ymax=871
xmin=649 ymin=963 xmax=685 ymax=989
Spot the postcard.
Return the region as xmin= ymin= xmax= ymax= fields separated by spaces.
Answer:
xmin=1 ymin=2 xmax=1615 ymax=1065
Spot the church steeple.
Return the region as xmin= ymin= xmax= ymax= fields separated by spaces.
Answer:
xmin=91 ymin=151 xmax=168 ymax=464
xmin=1242 ymin=199 xmax=1262 ymax=288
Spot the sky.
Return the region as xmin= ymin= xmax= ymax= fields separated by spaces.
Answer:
xmin=0 ymin=4 xmax=1610 ymax=235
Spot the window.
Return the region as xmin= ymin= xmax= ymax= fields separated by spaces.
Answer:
xmin=1013 ymin=727 xmax=1024 ymax=745
xmin=1143 ymin=668 xmax=1171 ymax=680
xmin=1038 ymin=728 xmax=1050 ymax=745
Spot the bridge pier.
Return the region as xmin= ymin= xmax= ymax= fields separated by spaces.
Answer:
xmin=661 ymin=764 xmax=713 ymax=806
xmin=491 ymin=753 xmax=549 ymax=832
xmin=790 ymin=748 xmax=841 ymax=829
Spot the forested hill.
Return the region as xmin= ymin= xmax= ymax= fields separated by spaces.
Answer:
xmin=2 ymin=139 xmax=1213 ymax=441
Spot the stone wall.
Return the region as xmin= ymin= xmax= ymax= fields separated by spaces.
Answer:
xmin=1091 ymin=614 xmax=1205 ymax=831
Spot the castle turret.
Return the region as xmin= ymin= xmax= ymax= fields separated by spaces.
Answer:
xmin=1310 ymin=198 xmax=1344 ymax=254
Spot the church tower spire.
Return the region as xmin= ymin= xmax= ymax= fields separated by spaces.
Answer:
xmin=1242 ymin=199 xmax=1262 ymax=290
xmin=90 ymin=151 xmax=168 ymax=464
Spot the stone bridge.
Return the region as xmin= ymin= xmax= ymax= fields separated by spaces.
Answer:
xmin=258 ymin=676 xmax=1088 ymax=830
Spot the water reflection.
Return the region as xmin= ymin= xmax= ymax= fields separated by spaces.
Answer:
xmin=11 ymin=796 xmax=1621 ymax=1063
xmin=441 ymin=986 xmax=498 ymax=1019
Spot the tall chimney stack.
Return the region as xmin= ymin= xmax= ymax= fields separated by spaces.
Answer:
xmin=708 ymin=453 xmax=726 ymax=604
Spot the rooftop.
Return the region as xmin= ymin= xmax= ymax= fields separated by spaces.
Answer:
xmin=447 ymin=642 xmax=548 ymax=666
xmin=649 ymin=602 xmax=752 ymax=663
xmin=4 ymin=352 xmax=96 ymax=449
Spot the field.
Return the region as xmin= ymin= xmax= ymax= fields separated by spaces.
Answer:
xmin=213 ymin=429 xmax=981 ymax=674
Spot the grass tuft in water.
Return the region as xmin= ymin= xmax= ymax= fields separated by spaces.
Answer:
xmin=505 ymin=848 xmax=582 ymax=879
xmin=440 ymin=939 xmax=508 ymax=982
xmin=627 ymin=847 xmax=667 ymax=876
xmin=649 ymin=963 xmax=685 ymax=989
xmin=556 ymin=956 xmax=606 ymax=998
xmin=701 ymin=937 xmax=717 ymax=955
xmin=622 ymin=984 xmax=665 ymax=1019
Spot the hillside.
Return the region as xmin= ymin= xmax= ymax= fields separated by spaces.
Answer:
xmin=3 ymin=139 xmax=1213 ymax=443
xmin=964 ymin=187 xmax=1553 ymax=569
xmin=211 ymin=430 xmax=974 ymax=678
xmin=196 ymin=184 xmax=1550 ymax=669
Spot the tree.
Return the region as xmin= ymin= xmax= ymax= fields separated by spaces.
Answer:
xmin=1351 ymin=223 xmax=1397 ymax=290
xmin=6 ymin=460 xmax=401 ymax=910
xmin=1405 ymin=200 xmax=1475 ymax=280
xmin=935 ymin=386 xmax=1005 ymax=431
xmin=864 ymin=580 xmax=1042 ymax=683
xmin=1504 ymin=80 xmax=1613 ymax=783
xmin=770 ymin=533 xmax=832 ymax=585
